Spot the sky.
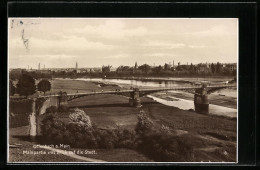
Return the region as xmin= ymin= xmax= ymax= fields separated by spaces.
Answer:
xmin=8 ymin=18 xmax=238 ymax=69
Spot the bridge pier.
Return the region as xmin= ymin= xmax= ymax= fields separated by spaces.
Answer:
xmin=129 ymin=88 xmax=142 ymax=107
xmin=58 ymin=92 xmax=69 ymax=108
xmin=194 ymin=85 xmax=209 ymax=114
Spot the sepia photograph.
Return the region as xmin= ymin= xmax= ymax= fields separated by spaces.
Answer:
xmin=8 ymin=18 xmax=238 ymax=163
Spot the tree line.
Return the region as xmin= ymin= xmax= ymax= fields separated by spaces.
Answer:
xmin=101 ymin=62 xmax=236 ymax=77
xmin=9 ymin=62 xmax=236 ymax=81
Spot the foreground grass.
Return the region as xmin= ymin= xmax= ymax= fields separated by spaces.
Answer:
xmin=9 ymin=126 xmax=152 ymax=162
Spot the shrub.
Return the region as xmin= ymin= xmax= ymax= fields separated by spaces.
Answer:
xmin=134 ymin=110 xmax=194 ymax=162
xmin=135 ymin=110 xmax=155 ymax=136
xmin=45 ymin=106 xmax=58 ymax=114
xmin=58 ymin=105 xmax=69 ymax=112
xmin=96 ymin=129 xmax=117 ymax=149
xmin=116 ymin=129 xmax=137 ymax=149
xmin=160 ymin=124 xmax=172 ymax=135
xmin=69 ymin=108 xmax=92 ymax=128
xmin=137 ymin=131 xmax=194 ymax=162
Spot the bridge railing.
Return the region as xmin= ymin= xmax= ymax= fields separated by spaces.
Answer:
xmin=10 ymin=84 xmax=237 ymax=99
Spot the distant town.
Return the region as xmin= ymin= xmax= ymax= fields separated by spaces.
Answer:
xmin=9 ymin=60 xmax=237 ymax=80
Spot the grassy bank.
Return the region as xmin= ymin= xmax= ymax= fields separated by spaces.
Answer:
xmin=9 ymin=79 xmax=236 ymax=162
xmin=41 ymin=79 xmax=125 ymax=95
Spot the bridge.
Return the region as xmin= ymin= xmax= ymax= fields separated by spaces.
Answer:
xmin=9 ymin=83 xmax=236 ymax=138
xmin=38 ymin=84 xmax=236 ymax=110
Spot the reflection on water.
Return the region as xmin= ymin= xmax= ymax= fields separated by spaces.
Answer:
xmin=76 ymin=78 xmax=189 ymax=88
xmin=148 ymin=95 xmax=237 ymax=118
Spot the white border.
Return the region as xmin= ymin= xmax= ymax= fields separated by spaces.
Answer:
xmin=7 ymin=18 xmax=239 ymax=164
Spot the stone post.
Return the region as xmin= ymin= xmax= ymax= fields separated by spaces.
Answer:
xmin=29 ymin=98 xmax=37 ymax=139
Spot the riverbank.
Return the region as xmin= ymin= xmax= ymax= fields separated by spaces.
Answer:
xmin=151 ymin=90 xmax=237 ymax=109
xmin=106 ymin=76 xmax=235 ymax=84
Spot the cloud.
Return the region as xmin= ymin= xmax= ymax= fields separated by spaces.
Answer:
xmin=188 ymin=45 xmax=207 ymax=49
xmin=68 ymin=20 xmax=148 ymax=40
xmin=8 ymin=36 xmax=115 ymax=56
xmin=146 ymin=53 xmax=178 ymax=57
xmin=188 ymin=25 xmax=237 ymax=37
xmin=9 ymin=18 xmax=238 ymax=68
xmin=141 ymin=41 xmax=186 ymax=49
xmin=102 ymin=54 xmax=130 ymax=59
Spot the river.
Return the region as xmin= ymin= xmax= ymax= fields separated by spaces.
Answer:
xmin=64 ymin=77 xmax=237 ymax=118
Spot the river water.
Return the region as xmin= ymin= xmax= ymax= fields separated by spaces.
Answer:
xmin=76 ymin=77 xmax=191 ymax=88
xmin=70 ymin=78 xmax=237 ymax=118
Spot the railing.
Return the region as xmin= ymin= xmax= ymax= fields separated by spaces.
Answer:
xmin=10 ymin=84 xmax=237 ymax=99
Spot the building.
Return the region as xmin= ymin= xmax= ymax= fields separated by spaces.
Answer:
xmin=223 ymin=63 xmax=237 ymax=72
xmin=75 ymin=62 xmax=81 ymax=73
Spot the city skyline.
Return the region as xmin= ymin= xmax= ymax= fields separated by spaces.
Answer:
xmin=9 ymin=18 xmax=238 ymax=69
xmin=11 ymin=60 xmax=237 ymax=70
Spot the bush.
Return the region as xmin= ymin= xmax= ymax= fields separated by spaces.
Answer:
xmin=96 ymin=129 xmax=118 ymax=149
xmin=137 ymin=131 xmax=194 ymax=162
xmin=134 ymin=110 xmax=194 ymax=162
xmin=135 ymin=110 xmax=155 ymax=136
xmin=58 ymin=105 xmax=69 ymax=112
xmin=69 ymin=108 xmax=92 ymax=128
xmin=45 ymin=106 xmax=58 ymax=114
xmin=116 ymin=129 xmax=137 ymax=148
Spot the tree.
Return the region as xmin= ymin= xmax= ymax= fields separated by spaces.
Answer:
xmin=152 ymin=65 xmax=163 ymax=74
xmin=117 ymin=65 xmax=131 ymax=72
xmin=37 ymin=79 xmax=51 ymax=95
xmin=216 ymin=62 xmax=221 ymax=73
xmin=102 ymin=65 xmax=111 ymax=73
xmin=176 ymin=65 xmax=183 ymax=71
xmin=16 ymin=74 xmax=36 ymax=97
xmin=211 ymin=63 xmax=216 ymax=74
xmin=189 ymin=63 xmax=195 ymax=74
xmin=9 ymin=80 xmax=16 ymax=96
xmin=138 ymin=64 xmax=151 ymax=74
xmin=164 ymin=63 xmax=171 ymax=71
